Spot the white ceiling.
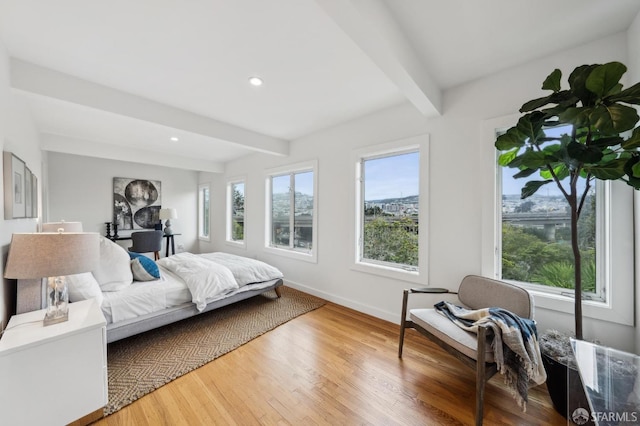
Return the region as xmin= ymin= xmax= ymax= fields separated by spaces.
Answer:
xmin=0 ymin=0 xmax=639 ymax=172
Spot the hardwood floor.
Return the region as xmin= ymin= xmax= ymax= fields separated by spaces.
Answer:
xmin=94 ymin=301 xmax=566 ymax=425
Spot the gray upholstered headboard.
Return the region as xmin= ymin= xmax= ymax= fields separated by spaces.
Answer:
xmin=16 ymin=278 xmax=46 ymax=314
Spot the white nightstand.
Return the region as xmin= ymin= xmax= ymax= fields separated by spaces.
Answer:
xmin=0 ymin=298 xmax=108 ymax=426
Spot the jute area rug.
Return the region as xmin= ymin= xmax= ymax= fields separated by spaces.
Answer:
xmin=105 ymin=286 xmax=325 ymax=415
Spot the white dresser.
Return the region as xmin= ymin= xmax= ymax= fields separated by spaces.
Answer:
xmin=0 ymin=298 xmax=108 ymax=425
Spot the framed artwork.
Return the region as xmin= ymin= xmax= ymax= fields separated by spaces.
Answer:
xmin=25 ymin=167 xmax=32 ymax=218
xmin=3 ymin=152 xmax=26 ymax=219
xmin=113 ymin=177 xmax=162 ymax=230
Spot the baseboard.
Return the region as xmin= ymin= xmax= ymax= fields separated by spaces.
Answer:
xmin=283 ymin=279 xmax=399 ymax=324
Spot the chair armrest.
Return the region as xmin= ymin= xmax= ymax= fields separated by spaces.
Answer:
xmin=410 ymin=287 xmax=457 ymax=294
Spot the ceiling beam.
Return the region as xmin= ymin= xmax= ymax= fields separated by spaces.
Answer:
xmin=315 ymin=0 xmax=442 ymax=116
xmin=11 ymin=59 xmax=289 ymax=157
xmin=41 ymin=134 xmax=225 ymax=173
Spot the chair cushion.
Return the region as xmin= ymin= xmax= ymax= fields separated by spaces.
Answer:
xmin=410 ymin=308 xmax=494 ymax=363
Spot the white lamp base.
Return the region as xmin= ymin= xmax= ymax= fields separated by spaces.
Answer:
xmin=44 ymin=276 xmax=69 ymax=326
xmin=164 ymin=219 xmax=174 ymax=235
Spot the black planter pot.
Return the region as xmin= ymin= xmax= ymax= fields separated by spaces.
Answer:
xmin=542 ymin=353 xmax=594 ymax=425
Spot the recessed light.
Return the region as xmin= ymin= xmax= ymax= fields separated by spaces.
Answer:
xmin=248 ymin=76 xmax=263 ymax=87
xmin=170 ymin=137 xmax=179 ymax=142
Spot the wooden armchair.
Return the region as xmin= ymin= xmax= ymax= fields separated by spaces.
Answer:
xmin=398 ymin=275 xmax=534 ymax=426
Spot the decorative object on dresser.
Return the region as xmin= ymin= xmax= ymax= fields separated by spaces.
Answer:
xmin=113 ymin=177 xmax=161 ymax=230
xmin=4 ymin=231 xmax=99 ymax=326
xmin=3 ymin=151 xmax=38 ymax=219
xmin=159 ymin=207 xmax=177 ymax=235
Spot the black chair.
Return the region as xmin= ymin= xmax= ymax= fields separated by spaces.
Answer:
xmin=129 ymin=231 xmax=163 ymax=260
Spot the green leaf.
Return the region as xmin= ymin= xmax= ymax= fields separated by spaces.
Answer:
xmin=607 ymin=81 xmax=640 ymax=104
xmin=621 ymin=127 xmax=640 ymax=150
xmin=540 ymin=164 xmax=569 ymax=181
xmin=567 ymin=141 xmax=604 ymax=163
xmin=516 ymin=112 xmax=545 ymax=143
xmin=519 ymin=150 xmax=548 ymax=168
xmin=569 ymin=64 xmax=599 ymax=105
xmin=585 ymin=159 xmax=627 ymax=180
xmin=495 ymin=128 xmax=525 ymax=151
xmin=590 ymin=104 xmax=639 ymax=133
xmin=632 ymin=162 xmax=640 ymax=177
xmin=521 ymin=180 xmax=552 ymax=199
xmin=542 ymin=69 xmax=562 ymax=92
xmin=513 ymin=168 xmax=537 ymax=179
xmin=558 ymin=107 xmax=589 ymax=128
xmin=591 ymin=136 xmax=623 ymax=149
xmin=498 ymin=148 xmax=518 ymax=166
xmin=585 ymin=62 xmax=626 ymax=98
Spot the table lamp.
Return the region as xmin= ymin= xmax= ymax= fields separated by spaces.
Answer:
xmin=42 ymin=221 xmax=83 ymax=232
xmin=4 ymin=232 xmax=99 ymax=326
xmin=159 ymin=208 xmax=177 ymax=235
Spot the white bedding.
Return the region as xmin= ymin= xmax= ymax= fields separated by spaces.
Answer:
xmin=199 ymin=252 xmax=284 ymax=286
xmin=157 ymin=252 xmax=239 ymax=311
xmin=102 ymin=252 xmax=284 ymax=324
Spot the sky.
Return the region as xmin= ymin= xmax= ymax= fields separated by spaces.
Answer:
xmin=364 ymin=151 xmax=419 ymax=200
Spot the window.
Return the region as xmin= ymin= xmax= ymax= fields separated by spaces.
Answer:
xmin=498 ymin=125 xmax=604 ymax=300
xmin=198 ymin=183 xmax=210 ymax=241
xmin=483 ymin=115 xmax=633 ymax=326
xmin=352 ymin=135 xmax=428 ymax=282
xmin=226 ymin=179 xmax=245 ymax=246
xmin=265 ymin=161 xmax=317 ymax=262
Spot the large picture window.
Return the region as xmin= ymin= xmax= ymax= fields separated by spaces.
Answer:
xmin=497 ymin=125 xmax=605 ymax=300
xmin=266 ymin=161 xmax=317 ymax=261
xmin=353 ymin=135 xmax=428 ymax=281
xmin=226 ymin=179 xmax=245 ymax=246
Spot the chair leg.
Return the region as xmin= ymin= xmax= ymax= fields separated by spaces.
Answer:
xmin=476 ymin=326 xmax=487 ymax=426
xmin=154 ymin=251 xmax=160 ymax=260
xmin=398 ymin=289 xmax=410 ymax=358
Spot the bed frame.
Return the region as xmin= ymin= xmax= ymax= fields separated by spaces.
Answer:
xmin=106 ymin=278 xmax=282 ymax=343
xmin=15 ymin=277 xmax=283 ymax=343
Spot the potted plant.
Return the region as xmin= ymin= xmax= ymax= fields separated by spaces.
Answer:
xmin=494 ymin=62 xmax=640 ymax=418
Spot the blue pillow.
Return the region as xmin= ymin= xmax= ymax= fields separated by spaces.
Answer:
xmin=129 ymin=252 xmax=161 ymax=281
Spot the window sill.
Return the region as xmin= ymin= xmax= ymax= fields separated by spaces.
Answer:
xmin=529 ymin=289 xmax=632 ymax=326
xmin=263 ymin=246 xmax=317 ymax=263
xmin=351 ymin=261 xmax=422 ymax=284
xmin=225 ymin=240 xmax=246 ymax=250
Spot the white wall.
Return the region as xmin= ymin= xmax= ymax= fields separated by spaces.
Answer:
xmin=0 ymin=40 xmax=41 ymax=330
xmin=628 ymin=12 xmax=640 ymax=354
xmin=47 ymin=152 xmax=199 ymax=254
xmin=201 ymin=32 xmax=639 ymax=351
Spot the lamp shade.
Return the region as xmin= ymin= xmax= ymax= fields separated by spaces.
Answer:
xmin=4 ymin=233 xmax=99 ymax=279
xmin=42 ymin=221 xmax=83 ymax=233
xmin=159 ymin=208 xmax=177 ymax=220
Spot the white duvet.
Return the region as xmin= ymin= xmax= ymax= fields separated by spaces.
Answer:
xmin=155 ymin=252 xmax=284 ymax=312
xmin=157 ymin=253 xmax=239 ymax=311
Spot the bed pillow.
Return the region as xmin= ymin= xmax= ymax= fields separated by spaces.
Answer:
xmin=129 ymin=252 xmax=161 ymax=281
xmin=66 ymin=272 xmax=104 ymax=306
xmin=93 ymin=237 xmax=134 ymax=292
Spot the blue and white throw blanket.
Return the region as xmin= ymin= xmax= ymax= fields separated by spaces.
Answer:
xmin=434 ymin=301 xmax=547 ymax=411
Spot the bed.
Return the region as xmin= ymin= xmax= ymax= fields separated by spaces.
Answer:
xmin=19 ymin=237 xmax=284 ymax=343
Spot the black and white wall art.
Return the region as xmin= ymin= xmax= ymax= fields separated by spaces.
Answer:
xmin=113 ymin=177 xmax=162 ymax=230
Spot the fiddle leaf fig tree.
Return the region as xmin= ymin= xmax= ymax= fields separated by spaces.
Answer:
xmin=495 ymin=62 xmax=640 ymax=340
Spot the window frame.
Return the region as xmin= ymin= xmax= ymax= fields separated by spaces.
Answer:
xmin=225 ymin=176 xmax=246 ymax=249
xmin=482 ymin=115 xmax=633 ymax=326
xmin=264 ymin=160 xmax=318 ymax=263
xmin=351 ymin=134 xmax=429 ymax=283
xmin=197 ymin=182 xmax=210 ymax=242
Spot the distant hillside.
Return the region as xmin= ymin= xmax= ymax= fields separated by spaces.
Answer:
xmin=366 ymin=195 xmax=418 ymax=204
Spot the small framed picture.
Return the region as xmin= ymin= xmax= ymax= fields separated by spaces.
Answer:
xmin=3 ymin=152 xmax=26 ymax=219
